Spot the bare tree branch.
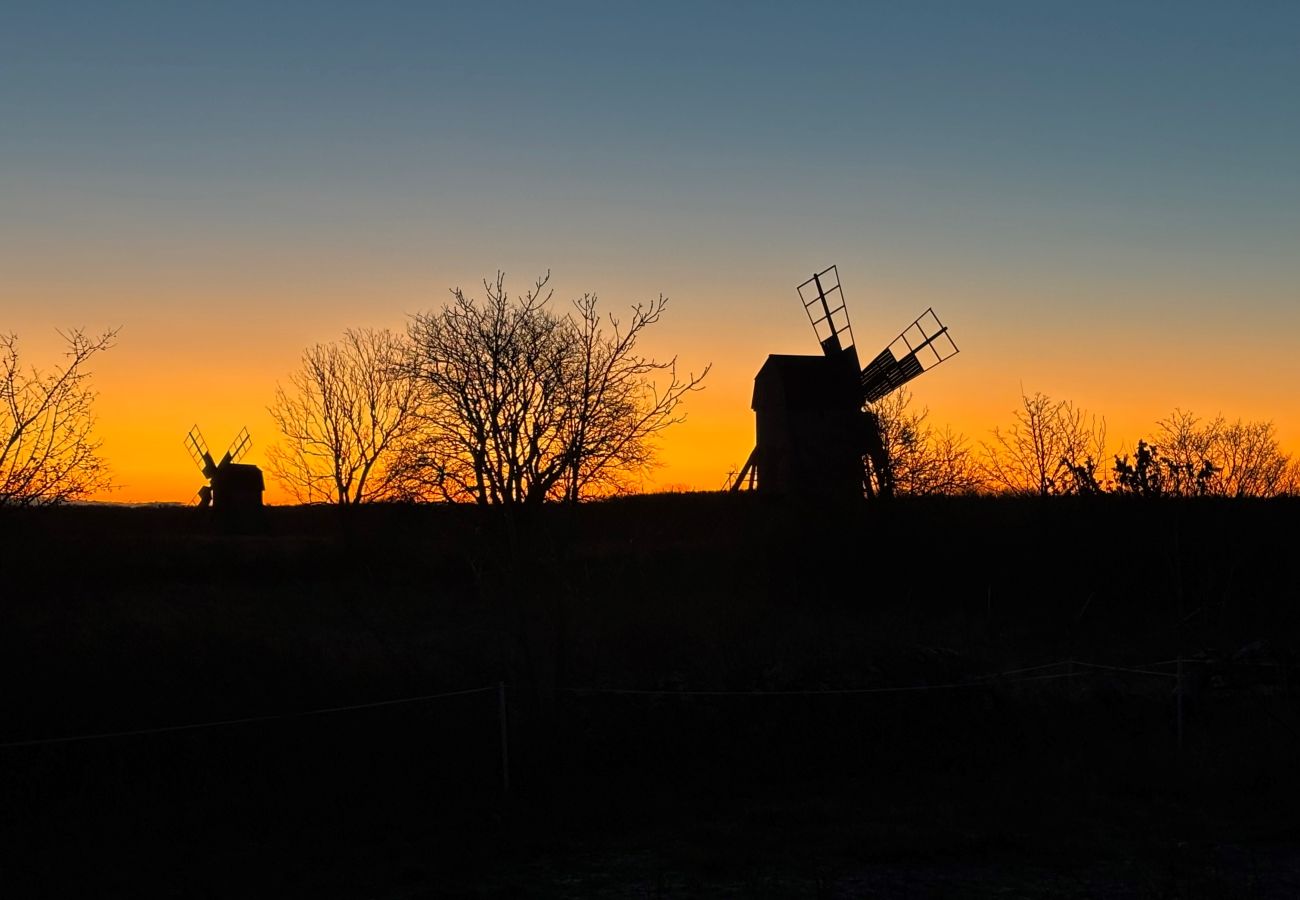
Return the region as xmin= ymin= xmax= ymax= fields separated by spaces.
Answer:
xmin=981 ymin=391 xmax=1106 ymax=496
xmin=868 ymin=389 xmax=983 ymax=496
xmin=267 ymin=328 xmax=421 ymax=505
xmin=0 ymin=328 xmax=118 ymax=506
xmin=402 ymin=273 xmax=709 ymax=506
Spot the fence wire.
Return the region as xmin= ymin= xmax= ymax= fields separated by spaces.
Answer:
xmin=0 ymin=685 xmax=497 ymax=750
xmin=3 ymin=656 xmax=1291 ymax=750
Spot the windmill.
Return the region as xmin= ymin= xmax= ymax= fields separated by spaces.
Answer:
xmin=731 ymin=265 xmax=959 ymax=498
xmin=184 ymin=425 xmax=265 ymax=511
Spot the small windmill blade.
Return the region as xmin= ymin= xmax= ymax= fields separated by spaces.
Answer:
xmin=184 ymin=426 xmax=218 ymax=479
xmin=224 ymin=426 xmax=252 ymax=466
xmin=860 ymin=307 xmax=959 ymax=403
xmin=797 ymin=265 xmax=855 ymax=358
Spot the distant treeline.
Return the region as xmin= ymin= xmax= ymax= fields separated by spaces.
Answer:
xmin=873 ymin=389 xmax=1297 ymax=498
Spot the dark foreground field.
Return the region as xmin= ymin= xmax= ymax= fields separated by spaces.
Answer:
xmin=2 ymin=493 xmax=1299 ymax=897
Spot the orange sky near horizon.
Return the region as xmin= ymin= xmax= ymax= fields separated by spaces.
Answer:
xmin=10 ymin=264 xmax=1297 ymax=506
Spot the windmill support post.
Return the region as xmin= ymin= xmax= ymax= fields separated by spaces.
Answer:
xmin=498 ymin=680 xmax=511 ymax=796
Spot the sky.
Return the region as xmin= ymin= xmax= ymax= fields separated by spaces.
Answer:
xmin=3 ymin=1 xmax=1298 ymax=503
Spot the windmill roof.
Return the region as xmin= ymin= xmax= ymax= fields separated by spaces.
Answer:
xmin=753 ymin=354 xmax=860 ymax=410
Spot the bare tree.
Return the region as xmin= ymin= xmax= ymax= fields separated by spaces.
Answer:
xmin=1216 ymin=419 xmax=1290 ymax=497
xmin=403 ymin=271 xmax=709 ymax=506
xmin=870 ymin=389 xmax=983 ymax=496
xmin=1148 ymin=409 xmax=1292 ymax=498
xmin=560 ymin=292 xmax=710 ymax=501
xmin=1282 ymin=459 xmax=1300 ymax=497
xmin=1146 ymin=409 xmax=1220 ymax=497
xmin=1 ymin=328 xmax=118 ymax=506
xmin=982 ymin=391 xmax=1107 ymax=496
xmin=267 ymin=328 xmax=421 ymax=505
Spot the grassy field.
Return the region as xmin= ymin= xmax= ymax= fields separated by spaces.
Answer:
xmin=1 ymin=494 xmax=1298 ymax=897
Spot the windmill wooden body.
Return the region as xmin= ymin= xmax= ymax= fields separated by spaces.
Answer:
xmin=732 ymin=266 xmax=958 ymax=498
xmin=185 ymin=426 xmax=264 ymax=511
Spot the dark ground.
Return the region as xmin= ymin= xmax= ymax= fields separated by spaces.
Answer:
xmin=1 ymin=493 xmax=1298 ymax=897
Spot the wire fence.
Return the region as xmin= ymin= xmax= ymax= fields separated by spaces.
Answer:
xmin=2 ymin=654 xmax=1294 ymax=805
xmin=4 ymin=655 xmax=1290 ymax=746
xmin=0 ymin=685 xmax=498 ymax=750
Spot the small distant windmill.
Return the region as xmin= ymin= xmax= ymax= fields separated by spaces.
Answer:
xmin=731 ymin=265 xmax=959 ymax=498
xmin=184 ymin=425 xmax=265 ymax=511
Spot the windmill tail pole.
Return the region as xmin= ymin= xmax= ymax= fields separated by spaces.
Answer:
xmin=731 ymin=448 xmax=758 ymax=492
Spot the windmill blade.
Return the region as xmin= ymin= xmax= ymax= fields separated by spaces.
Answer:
xmin=860 ymin=308 xmax=959 ymax=403
xmin=224 ymin=427 xmax=252 ymax=466
xmin=797 ymin=265 xmax=856 ymax=358
xmin=184 ymin=426 xmax=218 ymax=479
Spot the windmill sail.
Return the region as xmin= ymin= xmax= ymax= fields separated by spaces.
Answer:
xmin=797 ymin=265 xmax=855 ymax=359
xmin=860 ymin=308 xmax=958 ymax=403
xmin=184 ymin=426 xmax=217 ymax=479
xmin=224 ymin=427 xmax=252 ymax=466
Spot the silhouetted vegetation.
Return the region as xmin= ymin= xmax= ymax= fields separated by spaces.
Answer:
xmin=875 ymin=389 xmax=1297 ymax=499
xmin=1119 ymin=408 xmax=1298 ymax=498
xmin=870 ymin=389 xmax=983 ymax=495
xmin=980 ymin=391 xmax=1107 ymax=496
xmin=397 ymin=271 xmax=709 ymax=505
xmin=266 ymin=273 xmax=709 ymax=507
xmin=0 ymin=328 xmax=117 ymax=506
xmin=266 ymin=328 xmax=420 ymax=504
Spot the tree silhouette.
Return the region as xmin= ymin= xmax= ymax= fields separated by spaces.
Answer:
xmin=402 ymin=272 xmax=709 ymax=506
xmin=870 ymin=389 xmax=982 ymax=496
xmin=1130 ymin=409 xmax=1294 ymax=498
xmin=1114 ymin=439 xmax=1167 ymax=497
xmin=1 ymin=328 xmax=117 ymax=506
xmin=981 ymin=391 xmax=1107 ymax=496
xmin=267 ymin=328 xmax=421 ymax=505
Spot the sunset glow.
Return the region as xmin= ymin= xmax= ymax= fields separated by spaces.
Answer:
xmin=4 ymin=2 xmax=1297 ymax=504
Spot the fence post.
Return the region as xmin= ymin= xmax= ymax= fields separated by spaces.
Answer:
xmin=498 ymin=681 xmax=510 ymax=796
xmin=1175 ymin=654 xmax=1184 ymax=761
